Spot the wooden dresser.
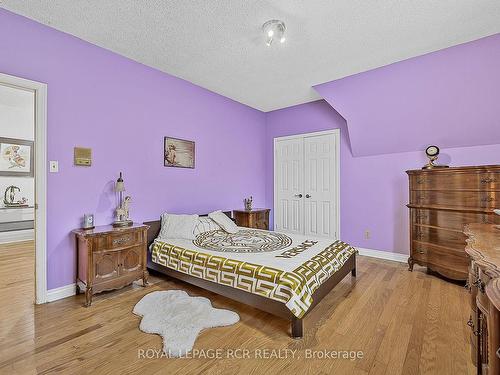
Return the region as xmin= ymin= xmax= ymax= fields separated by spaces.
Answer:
xmin=464 ymin=223 xmax=500 ymax=375
xmin=407 ymin=165 xmax=500 ymax=280
xmin=233 ymin=208 xmax=270 ymax=230
xmin=72 ymin=224 xmax=149 ymax=306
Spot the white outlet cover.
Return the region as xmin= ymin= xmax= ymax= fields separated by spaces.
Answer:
xmin=49 ymin=160 xmax=59 ymax=173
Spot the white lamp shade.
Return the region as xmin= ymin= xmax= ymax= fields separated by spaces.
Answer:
xmin=116 ymin=181 xmax=125 ymax=192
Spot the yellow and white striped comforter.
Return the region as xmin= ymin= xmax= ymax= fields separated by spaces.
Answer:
xmin=151 ymin=228 xmax=356 ymax=318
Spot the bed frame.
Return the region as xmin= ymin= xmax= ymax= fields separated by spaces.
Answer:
xmin=144 ymin=212 xmax=356 ymax=338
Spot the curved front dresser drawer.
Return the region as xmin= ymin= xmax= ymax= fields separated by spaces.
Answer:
xmin=410 ymin=172 xmax=500 ymax=191
xmin=410 ymin=190 xmax=498 ymax=209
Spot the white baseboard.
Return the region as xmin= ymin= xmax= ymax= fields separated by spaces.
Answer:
xmin=356 ymin=247 xmax=408 ymax=263
xmin=46 ymin=283 xmax=76 ymax=302
xmin=0 ymin=229 xmax=34 ymax=244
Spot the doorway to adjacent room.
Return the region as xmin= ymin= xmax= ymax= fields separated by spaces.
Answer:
xmin=0 ymin=72 xmax=47 ymax=305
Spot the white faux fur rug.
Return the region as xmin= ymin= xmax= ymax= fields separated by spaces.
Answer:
xmin=133 ymin=290 xmax=239 ymax=357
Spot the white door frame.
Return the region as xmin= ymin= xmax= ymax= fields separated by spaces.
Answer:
xmin=273 ymin=129 xmax=340 ymax=239
xmin=0 ymin=72 xmax=48 ymax=304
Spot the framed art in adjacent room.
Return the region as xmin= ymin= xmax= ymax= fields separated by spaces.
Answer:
xmin=164 ymin=137 xmax=195 ymax=169
xmin=0 ymin=136 xmax=34 ymax=177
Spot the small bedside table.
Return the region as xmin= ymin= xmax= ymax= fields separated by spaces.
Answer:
xmin=72 ymin=223 xmax=149 ymax=307
xmin=233 ymin=208 xmax=270 ymax=230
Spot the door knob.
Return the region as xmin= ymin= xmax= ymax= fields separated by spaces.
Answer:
xmin=294 ymin=194 xmax=303 ymax=198
xmin=305 ymin=194 xmax=311 ymax=198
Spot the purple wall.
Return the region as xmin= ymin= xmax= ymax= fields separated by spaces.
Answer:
xmin=266 ymin=100 xmax=500 ymax=254
xmin=315 ymin=33 xmax=500 ymax=157
xmin=0 ymin=9 xmax=266 ymax=290
xmin=1 ymin=8 xmax=499 ymax=290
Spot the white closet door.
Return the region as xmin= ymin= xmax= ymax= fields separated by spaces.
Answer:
xmin=304 ymin=134 xmax=337 ymax=239
xmin=274 ymin=138 xmax=304 ymax=234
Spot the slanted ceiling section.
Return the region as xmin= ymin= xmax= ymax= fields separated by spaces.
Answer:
xmin=314 ymin=33 xmax=500 ymax=157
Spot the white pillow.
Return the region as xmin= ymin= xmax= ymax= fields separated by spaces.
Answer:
xmin=158 ymin=213 xmax=198 ymax=240
xmin=193 ymin=217 xmax=221 ymax=236
xmin=208 ymin=210 xmax=238 ymax=234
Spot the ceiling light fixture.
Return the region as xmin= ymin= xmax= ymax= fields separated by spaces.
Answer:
xmin=262 ymin=20 xmax=286 ymax=46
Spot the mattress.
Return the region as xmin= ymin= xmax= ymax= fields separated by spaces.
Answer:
xmin=151 ymin=227 xmax=356 ymax=318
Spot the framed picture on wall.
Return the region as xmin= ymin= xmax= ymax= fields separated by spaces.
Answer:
xmin=0 ymin=137 xmax=34 ymax=177
xmin=164 ymin=137 xmax=195 ymax=169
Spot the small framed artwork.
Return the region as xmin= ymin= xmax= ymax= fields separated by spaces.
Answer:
xmin=0 ymin=137 xmax=34 ymax=177
xmin=164 ymin=137 xmax=195 ymax=169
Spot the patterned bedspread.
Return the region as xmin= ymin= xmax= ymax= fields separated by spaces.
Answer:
xmin=151 ymin=228 xmax=356 ymax=318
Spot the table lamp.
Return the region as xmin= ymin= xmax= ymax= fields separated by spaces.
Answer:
xmin=113 ymin=172 xmax=133 ymax=227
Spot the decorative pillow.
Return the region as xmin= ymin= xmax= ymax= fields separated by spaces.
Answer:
xmin=158 ymin=213 xmax=199 ymax=240
xmin=193 ymin=217 xmax=221 ymax=236
xmin=208 ymin=210 xmax=238 ymax=234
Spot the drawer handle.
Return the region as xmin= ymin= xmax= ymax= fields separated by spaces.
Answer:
xmin=416 ymin=213 xmax=427 ymax=220
xmin=415 ymin=232 xmax=425 ymax=239
xmin=418 ymin=250 xmax=425 ymax=254
xmin=480 ymin=177 xmax=495 ymax=184
xmin=112 ymin=236 xmax=132 ymax=246
xmin=416 ymin=178 xmax=425 ymax=184
xmin=481 ymin=197 xmax=495 ymax=202
xmin=417 ymin=194 xmax=427 ymax=200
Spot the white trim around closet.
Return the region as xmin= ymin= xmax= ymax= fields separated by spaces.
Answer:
xmin=273 ymin=129 xmax=341 ymax=239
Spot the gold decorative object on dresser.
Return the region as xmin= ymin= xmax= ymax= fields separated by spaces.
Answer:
xmin=407 ymin=165 xmax=500 ymax=280
xmin=464 ymin=223 xmax=500 ymax=375
xmin=72 ymin=224 xmax=149 ymax=306
xmin=233 ymin=208 xmax=270 ymax=230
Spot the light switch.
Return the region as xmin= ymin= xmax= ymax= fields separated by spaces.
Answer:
xmin=49 ymin=160 xmax=59 ymax=173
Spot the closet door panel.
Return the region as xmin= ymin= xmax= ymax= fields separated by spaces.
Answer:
xmin=274 ymin=138 xmax=304 ymax=234
xmin=304 ymin=134 xmax=337 ymax=239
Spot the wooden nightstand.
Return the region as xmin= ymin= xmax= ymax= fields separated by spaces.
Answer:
xmin=233 ymin=208 xmax=270 ymax=230
xmin=72 ymin=224 xmax=149 ymax=306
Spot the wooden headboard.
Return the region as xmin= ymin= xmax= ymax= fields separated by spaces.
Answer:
xmin=143 ymin=211 xmax=233 ymax=248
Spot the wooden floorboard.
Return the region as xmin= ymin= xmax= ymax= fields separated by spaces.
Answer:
xmin=0 ymin=241 xmax=475 ymax=375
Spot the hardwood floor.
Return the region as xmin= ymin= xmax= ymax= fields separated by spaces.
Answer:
xmin=0 ymin=241 xmax=475 ymax=375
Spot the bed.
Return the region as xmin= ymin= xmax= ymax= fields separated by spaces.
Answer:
xmin=144 ymin=212 xmax=357 ymax=338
